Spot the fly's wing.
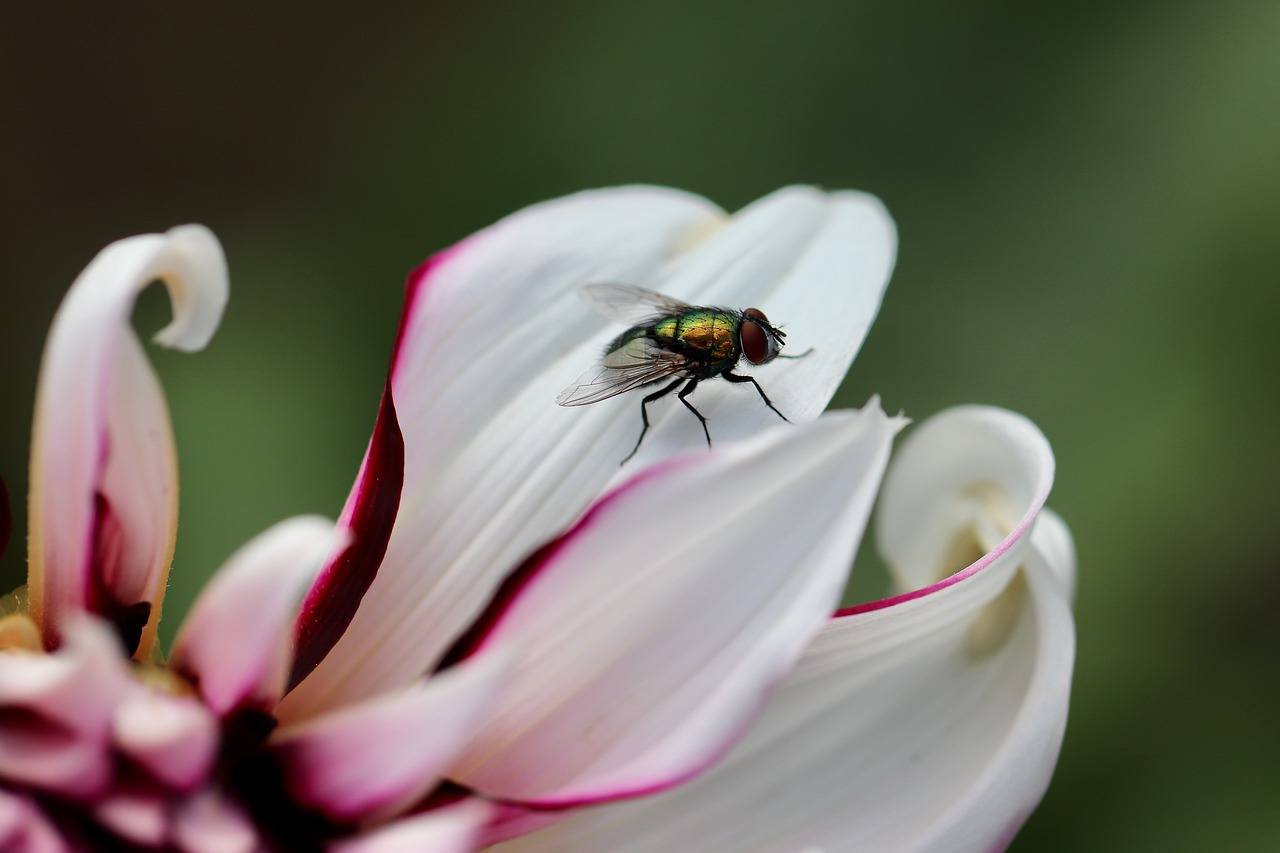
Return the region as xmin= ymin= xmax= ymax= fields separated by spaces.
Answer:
xmin=556 ymin=336 xmax=689 ymax=406
xmin=579 ymin=283 xmax=694 ymax=326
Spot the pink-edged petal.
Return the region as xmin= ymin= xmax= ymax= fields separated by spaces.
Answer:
xmin=0 ymin=618 xmax=128 ymax=797
xmin=170 ymin=516 xmax=340 ymax=716
xmin=27 ymin=225 xmax=227 ymax=657
xmin=0 ymin=789 xmax=68 ymax=853
xmin=329 ymin=800 xmax=493 ymax=853
xmin=283 ymin=186 xmax=897 ymax=723
xmin=113 ymin=684 xmax=218 ymax=790
xmin=270 ymin=652 xmax=507 ymax=824
xmin=500 ymin=406 xmax=1074 ymax=853
xmin=171 ymin=789 xmax=258 ymax=853
xmin=446 ymin=404 xmax=903 ymax=805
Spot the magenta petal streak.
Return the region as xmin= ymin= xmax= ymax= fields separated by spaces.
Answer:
xmin=287 ymin=246 xmax=462 ymax=689
xmin=289 ymin=384 xmax=404 ymax=689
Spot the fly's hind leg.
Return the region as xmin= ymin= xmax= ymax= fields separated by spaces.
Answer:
xmin=723 ymin=371 xmax=790 ymax=423
xmin=622 ymin=377 xmax=685 ymax=465
xmin=677 ymin=378 xmax=712 ymax=449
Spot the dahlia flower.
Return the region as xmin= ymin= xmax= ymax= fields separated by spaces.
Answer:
xmin=0 ymin=186 xmax=1074 ymax=852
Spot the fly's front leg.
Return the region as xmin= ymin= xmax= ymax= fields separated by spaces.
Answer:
xmin=677 ymin=378 xmax=712 ymax=449
xmin=622 ymin=377 xmax=685 ymax=465
xmin=723 ymin=371 xmax=790 ymax=423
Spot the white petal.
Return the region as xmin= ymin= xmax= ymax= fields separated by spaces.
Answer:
xmin=170 ymin=516 xmax=340 ymax=716
xmin=447 ymin=405 xmax=902 ymax=804
xmin=498 ymin=406 xmax=1073 ymax=853
xmin=27 ymin=225 xmax=227 ymax=658
xmin=328 ymin=800 xmax=493 ymax=853
xmin=0 ymin=618 xmax=128 ymax=797
xmin=113 ymin=685 xmax=218 ymax=790
xmin=270 ymin=652 xmax=507 ymax=824
xmin=284 ymin=186 xmax=897 ymax=721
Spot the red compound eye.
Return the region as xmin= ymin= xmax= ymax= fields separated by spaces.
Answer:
xmin=742 ymin=307 xmax=769 ymax=323
xmin=741 ymin=319 xmax=769 ymax=364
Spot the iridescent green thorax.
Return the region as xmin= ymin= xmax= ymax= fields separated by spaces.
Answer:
xmin=652 ymin=310 xmax=740 ymax=362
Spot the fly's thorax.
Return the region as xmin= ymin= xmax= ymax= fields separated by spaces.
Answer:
xmin=654 ymin=310 xmax=739 ymax=362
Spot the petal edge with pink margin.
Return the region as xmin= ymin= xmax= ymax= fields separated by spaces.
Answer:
xmin=445 ymin=405 xmax=902 ymax=808
xmin=491 ymin=406 xmax=1072 ymax=853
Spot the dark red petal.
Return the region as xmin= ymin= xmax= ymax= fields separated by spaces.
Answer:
xmin=288 ymin=383 xmax=404 ymax=689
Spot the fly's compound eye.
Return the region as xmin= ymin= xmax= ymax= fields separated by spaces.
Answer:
xmin=742 ymin=307 xmax=769 ymax=323
xmin=741 ymin=318 xmax=775 ymax=364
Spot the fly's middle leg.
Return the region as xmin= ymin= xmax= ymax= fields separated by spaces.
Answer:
xmin=723 ymin=370 xmax=791 ymax=423
xmin=678 ymin=378 xmax=712 ymax=449
xmin=622 ymin=376 xmax=685 ymax=465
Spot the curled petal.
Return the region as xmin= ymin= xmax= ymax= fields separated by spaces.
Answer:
xmin=329 ymin=800 xmax=493 ymax=853
xmin=270 ymin=652 xmax=507 ymax=824
xmin=499 ymin=406 xmax=1073 ymax=853
xmin=448 ymin=404 xmax=903 ymax=805
xmin=113 ymin=685 xmax=218 ymax=790
xmin=285 ymin=186 xmax=897 ymax=721
xmin=0 ymin=618 xmax=128 ymax=797
xmin=27 ymin=225 xmax=227 ymax=656
xmin=170 ymin=516 xmax=341 ymax=716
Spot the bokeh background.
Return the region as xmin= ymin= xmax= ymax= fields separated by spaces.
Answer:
xmin=3 ymin=2 xmax=1277 ymax=850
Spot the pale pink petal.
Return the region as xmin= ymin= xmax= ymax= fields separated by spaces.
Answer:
xmin=499 ymin=406 xmax=1074 ymax=853
xmin=329 ymin=800 xmax=492 ymax=853
xmin=0 ymin=618 xmax=127 ymax=797
xmin=113 ymin=685 xmax=218 ymax=790
xmin=170 ymin=516 xmax=340 ymax=716
xmin=171 ymin=789 xmax=259 ymax=853
xmin=270 ymin=652 xmax=507 ymax=824
xmin=284 ymin=187 xmax=897 ymax=723
xmin=27 ymin=225 xmax=227 ymax=657
xmin=92 ymin=783 xmax=170 ymax=847
xmin=0 ymin=789 xmax=68 ymax=853
xmin=447 ymin=404 xmax=903 ymax=805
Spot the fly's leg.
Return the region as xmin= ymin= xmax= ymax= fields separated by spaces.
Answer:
xmin=622 ymin=377 xmax=685 ymax=465
xmin=723 ymin=371 xmax=790 ymax=423
xmin=777 ymin=347 xmax=814 ymax=360
xmin=677 ymin=378 xmax=712 ymax=449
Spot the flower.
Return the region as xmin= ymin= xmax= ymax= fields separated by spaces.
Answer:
xmin=0 ymin=186 xmax=1075 ymax=852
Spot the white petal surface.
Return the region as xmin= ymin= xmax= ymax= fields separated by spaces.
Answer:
xmin=328 ymin=800 xmax=492 ymax=853
xmin=27 ymin=225 xmax=227 ymax=657
xmin=0 ymin=618 xmax=128 ymax=797
xmin=284 ymin=186 xmax=897 ymax=721
xmin=170 ymin=516 xmax=339 ymax=716
xmin=448 ymin=405 xmax=902 ymax=804
xmin=498 ymin=406 xmax=1073 ymax=853
xmin=270 ymin=652 xmax=507 ymax=823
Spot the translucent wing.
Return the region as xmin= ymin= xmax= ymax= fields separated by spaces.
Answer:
xmin=579 ymin=283 xmax=694 ymax=326
xmin=557 ymin=336 xmax=690 ymax=406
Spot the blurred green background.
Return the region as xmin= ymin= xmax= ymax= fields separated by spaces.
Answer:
xmin=2 ymin=2 xmax=1277 ymax=850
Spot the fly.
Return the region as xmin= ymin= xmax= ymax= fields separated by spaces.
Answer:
xmin=557 ymin=283 xmax=812 ymax=464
